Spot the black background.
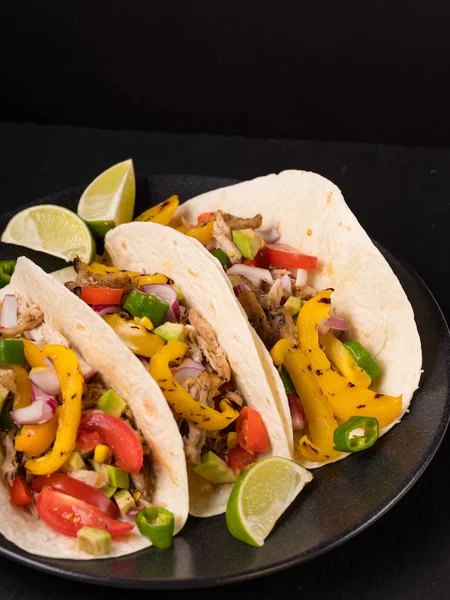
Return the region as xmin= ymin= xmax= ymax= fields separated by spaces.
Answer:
xmin=1 ymin=1 xmax=450 ymax=597
xmin=2 ymin=1 xmax=450 ymax=145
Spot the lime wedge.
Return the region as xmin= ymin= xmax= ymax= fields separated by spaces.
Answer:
xmin=226 ymin=457 xmax=312 ymax=547
xmin=1 ymin=205 xmax=96 ymax=263
xmin=77 ymin=159 xmax=135 ymax=237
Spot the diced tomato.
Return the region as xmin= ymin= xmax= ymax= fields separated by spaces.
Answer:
xmin=78 ymin=411 xmax=143 ymax=474
xmin=197 ymin=212 xmax=215 ymax=223
xmin=10 ymin=476 xmax=33 ymax=507
xmin=36 ymin=488 xmax=133 ymax=537
xmin=32 ymin=473 xmax=119 ymax=519
xmin=235 ymin=406 xmax=269 ymax=453
xmin=76 ymin=430 xmax=102 ymax=453
xmin=243 ymin=249 xmax=268 ymax=269
xmin=265 ymin=244 xmax=318 ymax=270
xmin=81 ymin=286 xmax=124 ymax=306
xmin=227 ymin=447 xmax=256 ymax=472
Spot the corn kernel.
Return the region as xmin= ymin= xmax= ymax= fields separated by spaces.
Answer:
xmin=227 ymin=432 xmax=238 ymax=450
xmin=93 ymin=444 xmax=112 ymax=464
xmin=133 ymin=491 xmax=142 ymax=503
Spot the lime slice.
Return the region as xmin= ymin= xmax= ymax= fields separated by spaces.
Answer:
xmin=77 ymin=159 xmax=135 ymax=237
xmin=1 ymin=205 xmax=96 ymax=263
xmin=226 ymin=457 xmax=312 ymax=547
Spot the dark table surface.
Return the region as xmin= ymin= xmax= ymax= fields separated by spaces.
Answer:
xmin=0 ymin=121 xmax=449 ymax=599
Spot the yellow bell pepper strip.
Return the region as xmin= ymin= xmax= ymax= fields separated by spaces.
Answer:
xmin=14 ymin=409 xmax=59 ymax=457
xmin=25 ymin=345 xmax=83 ymax=475
xmin=284 ymin=346 xmax=341 ymax=461
xmin=320 ymin=331 xmax=371 ymax=388
xmin=270 ymin=338 xmax=294 ymax=366
xmin=4 ymin=365 xmax=32 ymax=409
xmin=88 ymin=262 xmax=140 ymax=279
xmin=23 ymin=339 xmax=47 ymax=368
xmin=135 ymin=195 xmax=179 ymax=225
xmin=327 ymin=387 xmax=403 ymax=429
xmin=185 ymin=220 xmax=214 ymax=246
xmin=102 ymin=313 xmax=164 ymax=358
xmin=174 ymin=225 xmax=189 ymax=234
xmin=138 ymin=274 xmax=168 ymax=286
xmin=149 ymin=340 xmax=239 ymax=431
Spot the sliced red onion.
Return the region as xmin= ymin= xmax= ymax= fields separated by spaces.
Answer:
xmin=287 ymin=394 xmax=308 ymax=431
xmin=68 ymin=470 xmax=106 ymax=488
xmin=31 ymin=382 xmax=56 ymax=405
xmin=318 ymin=316 xmax=348 ymax=336
xmin=179 ymin=305 xmax=186 ymax=319
xmin=233 ymin=282 xmax=251 ymax=297
xmin=91 ymin=304 xmax=121 ymax=317
xmin=23 ymin=330 xmax=35 ymax=340
xmin=140 ymin=284 xmax=180 ymax=322
xmin=0 ymin=295 xmax=18 ymax=328
xmin=227 ymin=264 xmax=274 ymax=287
xmin=137 ymin=356 xmax=150 ymax=370
xmin=295 ymin=269 xmax=308 ymax=287
xmin=74 ymin=351 xmax=97 ymax=382
xmin=29 ymin=365 xmax=61 ymax=396
xmin=140 ymin=269 xmax=148 ymax=275
xmin=280 ymin=273 xmax=292 ymax=298
xmin=255 ymin=227 xmax=280 ymax=243
xmin=172 ymin=358 xmax=205 ymax=385
xmin=123 ymin=503 xmax=145 ymax=522
xmin=11 ymin=397 xmax=56 ymax=425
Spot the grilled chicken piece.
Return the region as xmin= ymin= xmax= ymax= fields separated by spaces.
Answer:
xmin=259 ymin=279 xmax=283 ymax=312
xmin=1 ymin=435 xmax=18 ymax=485
xmin=70 ymin=257 xmax=132 ymax=289
xmin=0 ymin=369 xmax=15 ymax=394
xmin=223 ymin=212 xmax=263 ymax=231
xmin=212 ymin=211 xmax=242 ymax=265
xmin=184 ymin=372 xmax=224 ymax=408
xmin=183 ymin=424 xmax=206 ymax=465
xmin=187 ymin=309 xmax=231 ymax=381
xmin=238 ymin=290 xmax=275 ymax=347
xmin=267 ymin=306 xmax=297 ymax=344
xmin=0 ymin=301 xmax=44 ymax=338
xmin=82 ymin=381 xmax=108 ymax=409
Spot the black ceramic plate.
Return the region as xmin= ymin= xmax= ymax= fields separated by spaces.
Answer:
xmin=0 ymin=174 xmax=449 ymax=590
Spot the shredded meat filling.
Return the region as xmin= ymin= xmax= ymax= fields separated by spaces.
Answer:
xmin=0 ymin=301 xmax=44 ymax=338
xmin=82 ymin=381 xmax=108 ymax=409
xmin=67 ymin=257 xmax=132 ymax=290
xmin=222 ymin=212 xmax=263 ymax=231
xmin=212 ymin=211 xmax=242 ymax=265
xmin=187 ymin=308 xmax=231 ymax=381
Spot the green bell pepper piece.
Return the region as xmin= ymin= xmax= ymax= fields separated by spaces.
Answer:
xmin=280 ymin=370 xmax=296 ymax=394
xmin=212 ymin=248 xmax=232 ymax=270
xmin=0 ymin=339 xmax=25 ymax=365
xmin=0 ymin=260 xmax=16 ymax=288
xmin=136 ymin=507 xmax=175 ymax=549
xmin=343 ymin=341 xmax=381 ymax=379
xmin=123 ymin=289 xmax=169 ymax=326
xmin=333 ymin=416 xmax=379 ymax=452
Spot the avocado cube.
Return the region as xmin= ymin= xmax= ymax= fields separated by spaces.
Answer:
xmin=232 ymin=229 xmax=261 ymax=260
xmin=97 ymin=389 xmax=126 ymax=418
xmin=284 ymin=296 xmax=303 ymax=316
xmin=60 ymin=452 xmax=85 ymax=473
xmin=153 ymin=322 xmax=185 ymax=342
xmin=92 ymin=462 xmax=130 ymax=489
xmin=100 ymin=484 xmax=117 ymax=498
xmin=113 ymin=489 xmax=136 ymax=515
xmin=77 ymin=527 xmax=111 ymax=556
xmin=194 ymin=451 xmax=237 ymax=484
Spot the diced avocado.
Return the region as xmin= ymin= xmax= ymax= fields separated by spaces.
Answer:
xmin=232 ymin=229 xmax=261 ymax=260
xmin=114 ymin=489 xmax=136 ymax=515
xmin=172 ymin=284 xmax=184 ymax=300
xmin=212 ymin=248 xmax=232 ymax=270
xmin=284 ymin=296 xmax=303 ymax=316
xmin=97 ymin=389 xmax=126 ymax=418
xmin=194 ymin=451 xmax=237 ymax=484
xmin=77 ymin=527 xmax=112 ymax=556
xmin=100 ymin=484 xmax=117 ymax=498
xmin=92 ymin=462 xmax=130 ymax=489
xmin=153 ymin=322 xmax=185 ymax=342
xmin=60 ymin=452 xmax=85 ymax=473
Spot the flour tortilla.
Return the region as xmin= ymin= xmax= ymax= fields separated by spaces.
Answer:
xmin=174 ymin=170 xmax=422 ymax=468
xmin=105 ymin=224 xmax=307 ymax=515
xmin=0 ymin=257 xmax=188 ymax=559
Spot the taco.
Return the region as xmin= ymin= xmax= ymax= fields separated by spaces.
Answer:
xmin=106 ymin=170 xmax=422 ymax=469
xmin=0 ymin=257 xmax=188 ymax=559
xmin=60 ymin=244 xmax=307 ymax=518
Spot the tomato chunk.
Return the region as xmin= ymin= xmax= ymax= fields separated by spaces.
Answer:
xmin=236 ymin=407 xmax=269 ymax=452
xmin=36 ymin=488 xmax=133 ymax=537
xmin=81 ymin=286 xmax=124 ymax=306
xmin=243 ymin=249 xmax=268 ymax=269
xmin=197 ymin=212 xmax=215 ymax=223
xmin=32 ymin=473 xmax=119 ymax=519
xmin=76 ymin=430 xmax=102 ymax=453
xmin=227 ymin=447 xmax=256 ymax=472
xmin=10 ymin=475 xmax=33 ymax=507
xmin=265 ymin=244 xmax=318 ymax=270
xmin=78 ymin=411 xmax=143 ymax=474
